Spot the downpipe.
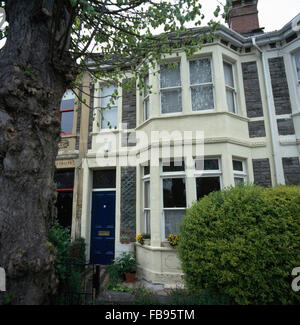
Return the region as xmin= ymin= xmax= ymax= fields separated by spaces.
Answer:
xmin=252 ymin=36 xmax=282 ymax=185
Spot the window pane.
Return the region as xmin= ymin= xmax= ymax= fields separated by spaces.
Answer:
xmin=163 ymin=160 xmax=185 ymax=173
xmin=144 ymin=165 xmax=150 ymax=176
xmin=226 ymin=88 xmax=235 ymax=113
xmin=191 ymin=85 xmax=214 ymax=111
xmin=189 ymin=58 xmax=212 ymax=85
xmin=195 ymin=159 xmax=219 ymax=170
xmin=196 ymin=177 xmax=220 ymax=200
xmin=163 ymin=178 xmax=186 ymax=208
xmin=61 ymin=110 xmax=74 ymax=133
xmin=56 ymin=191 xmax=73 ymax=231
xmin=144 ymin=181 xmax=150 ymax=209
xmin=161 ymin=89 xmax=182 ymax=113
xmin=144 ymin=210 xmax=151 ymax=235
xmin=234 ymin=177 xmax=245 ymax=185
xmin=144 ymin=97 xmax=149 ymax=120
xmin=144 ymin=75 xmax=149 ymax=97
xmin=164 ymin=209 xmax=185 ymax=237
xmin=101 ymin=107 xmax=118 ymax=129
xmin=93 ymin=169 xmax=116 ymax=188
xmin=160 ymin=64 xmax=181 ymax=88
xmin=295 ymin=51 xmax=300 ymax=81
xmin=60 ymin=90 xmax=75 ymax=110
xmin=54 ymin=170 xmax=74 ymax=189
xmin=233 ymin=160 xmax=243 ymax=171
xmin=101 ymin=84 xmax=117 ymax=108
xmin=224 ymin=62 xmax=234 ymax=87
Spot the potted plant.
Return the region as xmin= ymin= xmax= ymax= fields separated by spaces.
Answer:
xmin=115 ymin=252 xmax=137 ymax=283
xmin=136 ymin=233 xmax=151 ymax=245
xmin=168 ymin=233 xmax=179 ymax=248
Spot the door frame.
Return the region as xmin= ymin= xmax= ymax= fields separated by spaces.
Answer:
xmin=90 ymin=188 xmax=117 ymax=264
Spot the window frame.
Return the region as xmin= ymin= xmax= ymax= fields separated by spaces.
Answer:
xmin=142 ymin=169 xmax=151 ymax=235
xmin=223 ymin=60 xmax=238 ymax=114
xmin=194 ymin=157 xmax=223 ymax=200
xmin=100 ymin=84 xmax=118 ymax=131
xmin=143 ymin=75 xmax=150 ymax=121
xmin=160 ymin=159 xmax=187 ymax=239
xmin=54 ymin=169 xmax=74 ymax=231
xmin=232 ymin=159 xmax=247 ymax=185
xmin=159 ymin=61 xmax=183 ymax=115
xmin=293 ymin=49 xmax=300 ymax=83
xmin=60 ymin=90 xmax=75 ymax=135
xmin=188 ymin=57 xmax=216 ymax=112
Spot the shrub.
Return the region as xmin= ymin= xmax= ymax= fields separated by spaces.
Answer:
xmin=178 ymin=184 xmax=300 ymax=305
xmin=167 ymin=288 xmax=232 ymax=305
xmin=48 ymin=221 xmax=86 ymax=304
xmin=115 ymin=252 xmax=137 ymax=273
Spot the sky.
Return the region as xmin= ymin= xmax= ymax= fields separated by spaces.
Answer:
xmin=0 ymin=0 xmax=299 ymax=49
xmin=200 ymin=0 xmax=300 ymax=32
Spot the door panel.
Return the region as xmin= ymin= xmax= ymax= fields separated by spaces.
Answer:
xmin=90 ymin=191 xmax=116 ymax=265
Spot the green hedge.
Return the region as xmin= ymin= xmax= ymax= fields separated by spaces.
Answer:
xmin=178 ymin=185 xmax=300 ymax=305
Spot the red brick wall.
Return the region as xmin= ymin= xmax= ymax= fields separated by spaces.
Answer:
xmin=228 ymin=1 xmax=260 ymax=34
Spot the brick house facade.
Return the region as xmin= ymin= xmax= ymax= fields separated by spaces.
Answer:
xmin=56 ymin=0 xmax=300 ymax=288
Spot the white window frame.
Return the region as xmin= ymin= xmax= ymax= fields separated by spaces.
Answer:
xmin=160 ymin=159 xmax=186 ymax=239
xmin=159 ymin=62 xmax=183 ymax=115
xmin=188 ymin=57 xmax=216 ymax=112
xmin=100 ymin=84 xmax=118 ymax=131
xmin=142 ymin=165 xmax=151 ymax=235
xmin=194 ymin=157 xmax=223 ymax=200
xmin=232 ymin=159 xmax=247 ymax=185
xmin=223 ymin=60 xmax=238 ymax=114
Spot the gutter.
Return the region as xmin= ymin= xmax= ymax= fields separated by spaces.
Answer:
xmin=251 ymin=36 xmax=281 ymax=185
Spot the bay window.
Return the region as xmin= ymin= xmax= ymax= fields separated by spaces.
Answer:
xmin=224 ymin=61 xmax=237 ymax=113
xmin=189 ymin=57 xmax=215 ymax=111
xmin=100 ymin=84 xmax=118 ymax=130
xmin=160 ymin=63 xmax=182 ymax=114
xmin=161 ymin=160 xmax=186 ymax=238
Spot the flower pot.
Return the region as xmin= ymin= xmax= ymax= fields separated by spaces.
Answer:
xmin=125 ymin=272 xmax=136 ymax=283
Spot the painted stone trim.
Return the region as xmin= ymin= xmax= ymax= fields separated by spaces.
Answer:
xmin=88 ymin=83 xmax=95 ymax=150
xmin=252 ymin=158 xmax=272 ymax=187
xmin=242 ymin=61 xmax=264 ymax=118
xmin=248 ymin=120 xmax=266 ymax=138
xmin=120 ymin=167 xmax=136 ymax=241
xmin=75 ymin=86 xmax=82 ymax=150
xmin=268 ymin=57 xmax=292 ymax=115
xmin=277 ymin=118 xmax=295 ymax=136
xmin=282 ymin=157 xmax=300 ymax=185
xmin=122 ymin=78 xmax=136 ymax=130
xmin=121 ymin=131 xmax=136 ymax=147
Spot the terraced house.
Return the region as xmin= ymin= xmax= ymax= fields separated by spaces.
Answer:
xmin=56 ymin=0 xmax=300 ymax=288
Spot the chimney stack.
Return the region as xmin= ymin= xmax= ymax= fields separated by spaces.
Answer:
xmin=226 ymin=0 xmax=262 ymax=35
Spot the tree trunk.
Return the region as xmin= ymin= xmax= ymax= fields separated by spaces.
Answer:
xmin=0 ymin=0 xmax=76 ymax=304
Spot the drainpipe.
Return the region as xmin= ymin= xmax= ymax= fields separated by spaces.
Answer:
xmin=251 ymin=36 xmax=281 ymax=185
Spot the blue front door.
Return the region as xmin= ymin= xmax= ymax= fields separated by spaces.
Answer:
xmin=90 ymin=191 xmax=116 ymax=265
